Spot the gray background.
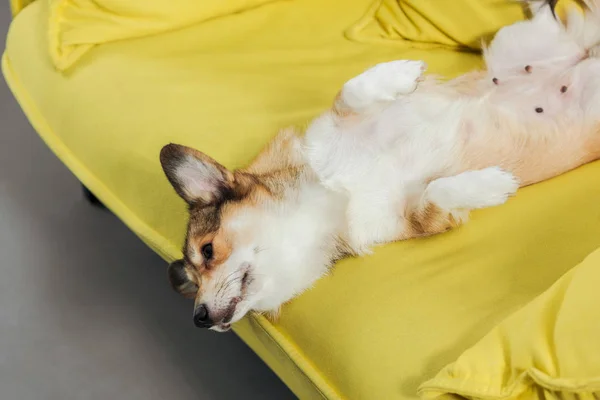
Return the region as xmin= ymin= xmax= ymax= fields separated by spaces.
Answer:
xmin=0 ymin=2 xmax=294 ymax=398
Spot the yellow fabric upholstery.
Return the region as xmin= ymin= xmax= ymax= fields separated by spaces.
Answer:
xmin=9 ymin=0 xmax=34 ymax=16
xmin=5 ymin=0 xmax=600 ymax=398
xmin=346 ymin=0 xmax=526 ymax=49
xmin=420 ymin=249 xmax=600 ymax=400
xmin=48 ymin=0 xmax=280 ymax=70
xmin=346 ymin=0 xmax=582 ymax=49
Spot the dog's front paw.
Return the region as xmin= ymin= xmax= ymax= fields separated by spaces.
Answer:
xmin=341 ymin=60 xmax=427 ymax=110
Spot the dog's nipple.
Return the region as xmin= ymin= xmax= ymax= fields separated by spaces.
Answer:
xmin=492 ymin=77 xmax=499 ymax=85
xmin=535 ymin=107 xmax=544 ymax=113
xmin=561 ymin=85 xmax=568 ymax=93
xmin=525 ymin=65 xmax=532 ymax=73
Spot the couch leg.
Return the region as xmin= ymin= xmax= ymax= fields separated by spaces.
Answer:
xmin=82 ymin=185 xmax=106 ymax=209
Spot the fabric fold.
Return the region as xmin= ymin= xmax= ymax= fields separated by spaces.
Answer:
xmin=419 ymin=248 xmax=600 ymax=400
xmin=48 ymin=0 xmax=282 ymax=70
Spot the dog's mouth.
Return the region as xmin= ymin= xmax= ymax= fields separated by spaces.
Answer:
xmin=209 ymin=299 xmax=239 ymax=332
xmin=209 ymin=301 xmax=238 ymax=332
xmin=210 ymin=270 xmax=252 ymax=332
xmin=222 ymin=296 xmax=242 ymax=324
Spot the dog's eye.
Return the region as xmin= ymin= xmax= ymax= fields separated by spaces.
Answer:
xmin=201 ymin=243 xmax=213 ymax=260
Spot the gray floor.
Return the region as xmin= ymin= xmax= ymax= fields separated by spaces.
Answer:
xmin=0 ymin=3 xmax=294 ymax=399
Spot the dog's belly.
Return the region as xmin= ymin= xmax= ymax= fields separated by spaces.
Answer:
xmin=458 ymin=109 xmax=597 ymax=186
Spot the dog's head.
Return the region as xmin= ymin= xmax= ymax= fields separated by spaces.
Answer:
xmin=160 ymin=144 xmax=278 ymax=332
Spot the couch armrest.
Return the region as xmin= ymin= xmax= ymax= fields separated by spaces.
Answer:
xmin=10 ymin=0 xmax=35 ymax=16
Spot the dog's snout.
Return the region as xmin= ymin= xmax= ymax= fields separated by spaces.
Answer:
xmin=193 ymin=304 xmax=212 ymax=328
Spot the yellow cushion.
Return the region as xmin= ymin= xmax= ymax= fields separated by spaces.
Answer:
xmin=419 ymin=248 xmax=600 ymax=400
xmin=48 ymin=0 xmax=280 ymax=70
xmin=5 ymin=0 xmax=600 ymax=399
xmin=346 ymin=0 xmax=581 ymax=49
xmin=346 ymin=0 xmax=525 ymax=49
xmin=10 ymin=0 xmax=34 ymax=16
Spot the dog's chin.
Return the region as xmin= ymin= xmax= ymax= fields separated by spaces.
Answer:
xmin=208 ymin=312 xmax=247 ymax=333
xmin=209 ymin=323 xmax=232 ymax=332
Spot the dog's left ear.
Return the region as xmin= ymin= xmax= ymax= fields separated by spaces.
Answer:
xmin=160 ymin=144 xmax=235 ymax=206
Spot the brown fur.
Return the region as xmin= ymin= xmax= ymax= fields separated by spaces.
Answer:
xmin=245 ymin=127 xmax=304 ymax=174
xmin=332 ymin=91 xmax=357 ymax=117
xmin=404 ymin=201 xmax=464 ymax=238
xmin=244 ymin=127 xmax=307 ymax=200
xmin=459 ymin=120 xmax=600 ymax=187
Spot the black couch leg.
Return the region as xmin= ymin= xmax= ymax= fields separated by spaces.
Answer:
xmin=82 ymin=185 xmax=106 ymax=209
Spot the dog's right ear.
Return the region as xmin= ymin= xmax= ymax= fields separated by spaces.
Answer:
xmin=160 ymin=144 xmax=235 ymax=206
xmin=167 ymin=260 xmax=198 ymax=298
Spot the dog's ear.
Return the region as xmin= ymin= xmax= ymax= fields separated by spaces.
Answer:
xmin=160 ymin=144 xmax=235 ymax=206
xmin=167 ymin=260 xmax=198 ymax=298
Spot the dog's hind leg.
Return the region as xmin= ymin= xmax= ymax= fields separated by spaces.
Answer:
xmin=485 ymin=0 xmax=584 ymax=78
xmin=403 ymin=167 xmax=519 ymax=237
xmin=564 ymin=0 xmax=600 ymax=56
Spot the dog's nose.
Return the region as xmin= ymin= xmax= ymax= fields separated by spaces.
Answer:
xmin=193 ymin=304 xmax=212 ymax=328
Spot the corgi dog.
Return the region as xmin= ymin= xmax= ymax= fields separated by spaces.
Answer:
xmin=160 ymin=0 xmax=600 ymax=331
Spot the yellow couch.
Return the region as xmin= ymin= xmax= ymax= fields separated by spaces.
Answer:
xmin=5 ymin=0 xmax=600 ymax=398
